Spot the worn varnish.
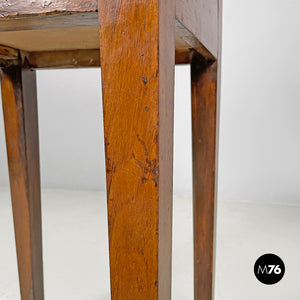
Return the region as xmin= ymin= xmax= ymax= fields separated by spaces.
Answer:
xmin=0 ymin=44 xmax=18 ymax=67
xmin=25 ymin=49 xmax=189 ymax=69
xmin=0 ymin=44 xmax=18 ymax=59
xmin=1 ymin=65 xmax=43 ymax=300
xmin=98 ymin=0 xmax=175 ymax=298
xmin=191 ymin=53 xmax=219 ymax=300
xmin=25 ymin=49 xmax=101 ymax=69
xmin=0 ymin=0 xmax=218 ymax=59
xmin=190 ymin=1 xmax=221 ymax=298
xmin=0 ymin=26 xmax=100 ymax=51
xmin=0 ymin=0 xmax=216 ymax=62
xmin=0 ymin=25 xmax=202 ymax=65
xmin=0 ymin=0 xmax=98 ymax=17
xmin=0 ymin=0 xmax=222 ymax=299
xmin=0 ymin=25 xmax=192 ymax=65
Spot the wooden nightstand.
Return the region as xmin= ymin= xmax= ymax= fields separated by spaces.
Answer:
xmin=0 ymin=0 xmax=221 ymax=299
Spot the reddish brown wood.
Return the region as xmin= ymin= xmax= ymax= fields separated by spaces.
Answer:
xmin=19 ymin=48 xmax=189 ymax=70
xmin=98 ymin=0 xmax=175 ymax=297
xmin=24 ymin=49 xmax=101 ymax=69
xmin=1 ymin=65 xmax=43 ymax=300
xmin=191 ymin=53 xmax=219 ymax=300
xmin=0 ymin=23 xmax=199 ymax=65
xmin=0 ymin=0 xmax=219 ymax=60
xmin=0 ymin=0 xmax=221 ymax=62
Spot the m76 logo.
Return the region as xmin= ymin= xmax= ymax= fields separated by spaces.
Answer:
xmin=254 ymin=254 xmax=285 ymax=285
xmin=257 ymin=265 xmax=282 ymax=275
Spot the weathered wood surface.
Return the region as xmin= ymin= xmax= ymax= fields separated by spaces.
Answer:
xmin=0 ymin=0 xmax=219 ymax=59
xmin=25 ymin=49 xmax=100 ymax=68
xmin=0 ymin=46 xmax=189 ymax=70
xmin=0 ymin=2 xmax=222 ymax=300
xmin=25 ymin=49 xmax=189 ymax=69
xmin=1 ymin=65 xmax=44 ymax=300
xmin=0 ymin=25 xmax=192 ymax=64
xmin=0 ymin=24 xmax=206 ymax=64
xmin=0 ymin=0 xmax=97 ymax=17
xmin=0 ymin=44 xmax=18 ymax=59
xmin=99 ymin=0 xmax=175 ymax=298
xmin=189 ymin=0 xmax=221 ymax=298
xmin=0 ymin=26 xmax=100 ymax=51
xmin=191 ymin=52 xmax=220 ymax=300
xmin=0 ymin=44 xmax=19 ymax=67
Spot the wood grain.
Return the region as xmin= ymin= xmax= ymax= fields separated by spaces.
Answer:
xmin=0 ymin=44 xmax=18 ymax=59
xmin=1 ymin=65 xmax=43 ymax=300
xmin=98 ymin=0 xmax=175 ymax=297
xmin=0 ymin=0 xmax=98 ymax=17
xmin=0 ymin=0 xmax=220 ymax=61
xmin=191 ymin=53 xmax=219 ymax=300
xmin=0 ymin=44 xmax=19 ymax=67
xmin=0 ymin=23 xmax=195 ymax=64
xmin=175 ymin=20 xmax=215 ymax=61
xmin=25 ymin=49 xmax=100 ymax=69
xmin=0 ymin=26 xmax=100 ymax=51
xmin=25 ymin=49 xmax=189 ymax=69
xmin=0 ymin=0 xmax=219 ymax=59
xmin=176 ymin=0 xmax=219 ymax=57
xmin=190 ymin=0 xmax=221 ymax=298
xmin=0 ymin=0 xmax=98 ymax=33
xmin=0 ymin=12 xmax=98 ymax=32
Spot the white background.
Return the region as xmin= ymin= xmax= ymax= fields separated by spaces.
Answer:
xmin=0 ymin=0 xmax=300 ymax=204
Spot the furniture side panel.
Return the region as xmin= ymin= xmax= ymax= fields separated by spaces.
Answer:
xmin=176 ymin=0 xmax=219 ymax=57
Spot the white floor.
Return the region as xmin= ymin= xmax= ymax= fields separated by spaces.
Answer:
xmin=0 ymin=188 xmax=299 ymax=300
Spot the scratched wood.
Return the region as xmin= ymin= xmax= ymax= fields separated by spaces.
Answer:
xmin=0 ymin=1 xmax=222 ymax=299
xmin=0 ymin=0 xmax=97 ymax=17
xmin=98 ymin=0 xmax=175 ymax=297
xmin=0 ymin=0 xmax=219 ymax=60
xmin=188 ymin=0 xmax=221 ymax=298
xmin=1 ymin=65 xmax=44 ymax=300
xmin=25 ymin=49 xmax=101 ymax=69
xmin=0 ymin=25 xmax=192 ymax=64
xmin=191 ymin=52 xmax=220 ymax=300
xmin=22 ymin=49 xmax=189 ymax=69
xmin=0 ymin=44 xmax=18 ymax=59
xmin=0 ymin=26 xmax=100 ymax=50
xmin=0 ymin=24 xmax=201 ymax=64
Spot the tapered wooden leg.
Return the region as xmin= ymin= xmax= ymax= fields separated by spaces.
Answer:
xmin=98 ymin=0 xmax=175 ymax=298
xmin=1 ymin=65 xmax=44 ymax=300
xmin=191 ymin=54 xmax=219 ymax=300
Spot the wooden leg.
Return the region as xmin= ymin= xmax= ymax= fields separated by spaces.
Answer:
xmin=191 ymin=53 xmax=219 ymax=300
xmin=1 ymin=66 xmax=44 ymax=300
xmin=98 ymin=0 xmax=175 ymax=298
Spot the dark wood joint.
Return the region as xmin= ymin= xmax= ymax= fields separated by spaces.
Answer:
xmin=0 ymin=44 xmax=19 ymax=68
xmin=190 ymin=49 xmax=216 ymax=74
